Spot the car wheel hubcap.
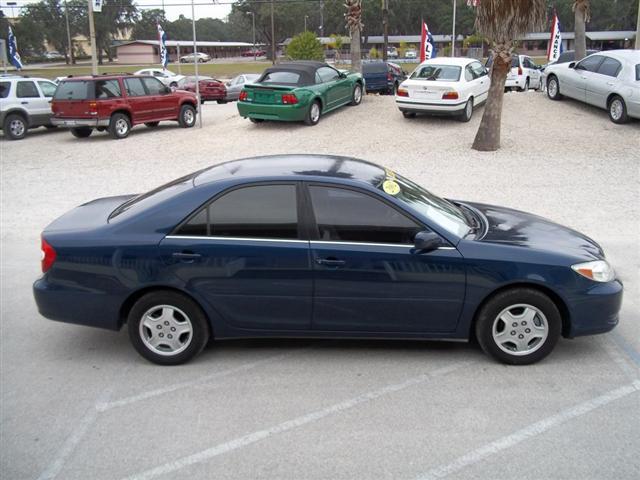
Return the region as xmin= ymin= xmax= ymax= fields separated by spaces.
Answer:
xmin=116 ymin=119 xmax=128 ymax=135
xmin=354 ymin=86 xmax=362 ymax=103
xmin=549 ymin=80 xmax=557 ymax=97
xmin=492 ymin=304 xmax=548 ymax=356
xmin=611 ymin=100 xmax=622 ymax=120
xmin=139 ymin=305 xmax=193 ymax=356
xmin=10 ymin=119 xmax=25 ymax=136
xmin=184 ymin=109 xmax=194 ymax=124
xmin=311 ymin=104 xmax=320 ymax=122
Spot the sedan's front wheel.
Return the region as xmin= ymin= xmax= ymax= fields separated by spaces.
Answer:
xmin=475 ymin=288 xmax=561 ymax=365
xmin=547 ymin=76 xmax=562 ymax=100
xmin=128 ymin=291 xmax=210 ymax=365
xmin=350 ymin=83 xmax=363 ymax=106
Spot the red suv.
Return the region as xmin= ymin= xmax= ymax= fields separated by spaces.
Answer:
xmin=51 ymin=74 xmax=198 ymax=139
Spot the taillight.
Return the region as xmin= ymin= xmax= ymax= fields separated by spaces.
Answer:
xmin=41 ymin=237 xmax=56 ymax=273
xmin=397 ymin=88 xmax=409 ymax=97
xmin=281 ymin=93 xmax=298 ymax=105
xmin=239 ymin=90 xmax=248 ymax=101
xmin=387 ymin=73 xmax=393 ymax=81
xmin=518 ymin=66 xmax=523 ymax=75
xmin=442 ymin=91 xmax=459 ymax=100
xmin=88 ymin=101 xmax=98 ymax=115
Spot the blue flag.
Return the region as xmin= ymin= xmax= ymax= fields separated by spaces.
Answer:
xmin=8 ymin=26 xmax=23 ymax=70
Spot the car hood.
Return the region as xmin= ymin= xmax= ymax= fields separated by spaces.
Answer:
xmin=467 ymin=202 xmax=604 ymax=260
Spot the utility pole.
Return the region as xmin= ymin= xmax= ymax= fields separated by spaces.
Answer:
xmin=320 ymin=0 xmax=324 ymax=37
xmin=247 ymin=11 xmax=256 ymax=61
xmin=191 ymin=0 xmax=202 ymax=127
xmin=382 ymin=0 xmax=389 ymax=61
xmin=635 ymin=0 xmax=640 ymax=49
xmin=87 ymin=0 xmax=98 ymax=74
xmin=270 ymin=0 xmax=276 ymax=64
xmin=305 ymin=15 xmax=308 ymax=32
xmin=451 ymin=0 xmax=457 ymax=56
xmin=64 ymin=0 xmax=74 ymax=64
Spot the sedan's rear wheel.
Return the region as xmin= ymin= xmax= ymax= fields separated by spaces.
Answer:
xmin=608 ymin=96 xmax=629 ymax=124
xmin=547 ymin=76 xmax=562 ymax=100
xmin=128 ymin=291 xmax=209 ymax=365
xmin=475 ymin=288 xmax=561 ymax=365
xmin=458 ymin=98 xmax=474 ymax=122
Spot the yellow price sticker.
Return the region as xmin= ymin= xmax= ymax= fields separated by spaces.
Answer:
xmin=382 ymin=180 xmax=401 ymax=196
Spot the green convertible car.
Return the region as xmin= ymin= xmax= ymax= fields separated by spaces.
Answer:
xmin=237 ymin=61 xmax=364 ymax=126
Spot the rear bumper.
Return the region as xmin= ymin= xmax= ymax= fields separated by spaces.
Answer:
xmin=237 ymin=101 xmax=307 ymax=122
xmin=566 ymin=280 xmax=623 ymax=337
xmin=51 ymin=117 xmax=110 ymax=127
xmin=396 ymin=98 xmax=466 ymax=115
xmin=505 ymin=77 xmax=522 ymax=88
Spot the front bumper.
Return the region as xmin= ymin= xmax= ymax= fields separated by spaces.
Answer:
xmin=237 ymin=101 xmax=308 ymax=122
xmin=51 ymin=117 xmax=110 ymax=127
xmin=396 ymin=98 xmax=466 ymax=115
xmin=566 ymin=279 xmax=623 ymax=337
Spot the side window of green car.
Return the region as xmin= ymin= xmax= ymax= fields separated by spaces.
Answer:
xmin=316 ymin=67 xmax=340 ymax=83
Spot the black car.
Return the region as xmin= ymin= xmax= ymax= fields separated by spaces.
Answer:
xmin=362 ymin=61 xmax=407 ymax=95
xmin=541 ymin=49 xmax=600 ymax=71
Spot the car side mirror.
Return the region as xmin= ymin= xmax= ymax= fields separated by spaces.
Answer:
xmin=339 ymin=72 xmax=347 ymax=79
xmin=163 ymin=86 xmax=172 ymax=94
xmin=568 ymin=62 xmax=576 ymax=69
xmin=413 ymin=231 xmax=443 ymax=253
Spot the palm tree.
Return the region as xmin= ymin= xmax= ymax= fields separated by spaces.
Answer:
xmin=472 ymin=0 xmax=546 ymax=152
xmin=345 ymin=0 xmax=363 ymax=72
xmin=573 ymin=1 xmax=591 ymax=61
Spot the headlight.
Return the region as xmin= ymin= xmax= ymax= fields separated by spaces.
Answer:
xmin=571 ymin=260 xmax=615 ymax=282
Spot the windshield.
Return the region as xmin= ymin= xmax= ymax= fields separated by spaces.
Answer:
xmin=376 ymin=171 xmax=470 ymax=237
xmin=410 ymin=65 xmax=461 ymax=82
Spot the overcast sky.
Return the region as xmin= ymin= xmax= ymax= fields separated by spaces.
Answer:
xmin=2 ymin=0 xmax=234 ymax=21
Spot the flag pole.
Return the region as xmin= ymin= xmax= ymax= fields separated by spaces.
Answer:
xmin=191 ymin=0 xmax=202 ymax=128
xmin=451 ymin=0 xmax=457 ymax=57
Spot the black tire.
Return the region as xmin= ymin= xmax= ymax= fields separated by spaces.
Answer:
xmin=170 ymin=82 xmax=178 ymax=88
xmin=216 ymin=100 xmax=227 ymax=104
xmin=127 ymin=291 xmax=210 ymax=365
xmin=458 ymin=98 xmax=474 ymax=122
xmin=547 ymin=75 xmax=563 ymax=100
xmin=108 ymin=112 xmax=131 ymax=139
xmin=144 ymin=122 xmax=160 ymax=128
xmin=3 ymin=113 xmax=28 ymax=140
xmin=402 ymin=111 xmax=416 ymax=119
xmin=520 ymin=78 xmax=530 ymax=92
xmin=70 ymin=127 xmax=92 ymax=138
xmin=249 ymin=117 xmax=264 ymax=124
xmin=475 ymin=288 xmax=562 ymax=365
xmin=608 ymin=95 xmax=629 ymax=124
xmin=178 ymin=104 xmax=197 ymax=128
xmin=45 ymin=125 xmax=57 ymax=130
xmin=304 ymin=100 xmax=322 ymax=126
xmin=350 ymin=83 xmax=363 ymax=106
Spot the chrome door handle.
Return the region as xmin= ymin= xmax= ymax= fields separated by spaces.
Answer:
xmin=172 ymin=251 xmax=202 ymax=263
xmin=21 ymin=101 xmax=29 ymax=105
xmin=315 ymin=258 xmax=346 ymax=267
xmin=606 ymin=82 xmax=615 ymax=86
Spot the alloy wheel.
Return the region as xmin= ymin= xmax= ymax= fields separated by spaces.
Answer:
xmin=548 ymin=79 xmax=558 ymax=98
xmin=354 ymin=85 xmax=362 ymax=104
xmin=139 ymin=305 xmax=193 ymax=356
xmin=310 ymin=103 xmax=320 ymax=123
xmin=610 ymin=99 xmax=623 ymax=121
xmin=115 ymin=118 xmax=129 ymax=136
xmin=184 ymin=108 xmax=195 ymax=125
xmin=10 ymin=119 xmax=25 ymax=137
xmin=491 ymin=304 xmax=548 ymax=356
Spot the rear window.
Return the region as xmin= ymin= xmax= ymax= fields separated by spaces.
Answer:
xmin=363 ymin=63 xmax=388 ymax=74
xmin=410 ymin=65 xmax=461 ymax=82
xmin=636 ymin=65 xmax=639 ymax=81
xmin=511 ymin=56 xmax=520 ymax=68
xmin=260 ymin=71 xmax=301 ymax=85
xmin=54 ymin=81 xmax=91 ymax=100
xmin=0 ymin=82 xmax=10 ymax=98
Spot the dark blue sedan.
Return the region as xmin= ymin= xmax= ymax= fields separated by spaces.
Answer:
xmin=33 ymin=155 xmax=622 ymax=365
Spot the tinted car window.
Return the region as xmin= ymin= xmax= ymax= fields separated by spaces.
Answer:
xmin=54 ymin=81 xmax=90 ymax=100
xmin=576 ymin=55 xmax=604 ymax=72
xmin=410 ymin=65 xmax=461 ymax=81
xmin=142 ymin=77 xmax=166 ymax=95
xmin=16 ymin=81 xmax=40 ymax=98
xmin=124 ymin=77 xmax=147 ymax=97
xmin=0 ymin=82 xmax=10 ymax=98
xmin=38 ymin=81 xmax=57 ymax=97
xmin=470 ymin=62 xmax=486 ymax=78
xmin=636 ymin=65 xmax=640 ymax=81
xmin=316 ymin=67 xmax=340 ymax=83
xmin=363 ymin=62 xmax=388 ymax=74
xmin=260 ymin=71 xmax=301 ymax=85
xmin=95 ymin=79 xmax=121 ymax=98
xmin=464 ymin=66 xmax=474 ymax=81
xmin=309 ymin=186 xmax=422 ymax=244
xmin=557 ymin=51 xmax=573 ymax=63
xmin=511 ymin=56 xmax=520 ymax=68
xmin=597 ymin=57 xmax=622 ymax=77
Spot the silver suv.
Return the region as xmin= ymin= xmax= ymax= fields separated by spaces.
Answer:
xmin=0 ymin=76 xmax=58 ymax=140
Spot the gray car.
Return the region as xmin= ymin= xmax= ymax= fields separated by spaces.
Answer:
xmin=224 ymin=74 xmax=261 ymax=101
xmin=545 ymin=49 xmax=640 ymax=124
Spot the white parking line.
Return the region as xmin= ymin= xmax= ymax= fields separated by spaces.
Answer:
xmin=97 ymin=352 xmax=294 ymax=412
xmin=414 ymin=379 xmax=640 ymax=480
xmin=601 ymin=337 xmax=639 ymax=382
xmin=121 ymin=361 xmax=470 ymax=480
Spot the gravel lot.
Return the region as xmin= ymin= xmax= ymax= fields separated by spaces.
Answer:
xmin=1 ymin=92 xmax=639 ymax=480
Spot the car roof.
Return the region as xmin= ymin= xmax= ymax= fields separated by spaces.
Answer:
xmin=418 ymin=57 xmax=477 ymax=66
xmin=593 ymin=49 xmax=640 ymax=62
xmin=194 ymin=155 xmax=386 ymax=188
xmin=265 ymin=61 xmax=327 ymax=73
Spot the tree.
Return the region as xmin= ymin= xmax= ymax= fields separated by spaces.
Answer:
xmin=286 ymin=31 xmax=324 ymax=60
xmin=573 ymin=1 xmax=590 ymax=61
xmin=345 ymin=0 xmax=363 ymax=72
xmin=472 ymin=0 xmax=546 ymax=152
xmin=133 ymin=9 xmax=167 ymax=40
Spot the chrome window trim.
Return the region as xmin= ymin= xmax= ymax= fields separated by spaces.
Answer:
xmin=312 ymin=240 xmax=456 ymax=250
xmin=165 ymin=235 xmax=308 ymax=244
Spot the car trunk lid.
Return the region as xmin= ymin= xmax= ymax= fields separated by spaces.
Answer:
xmin=404 ymin=80 xmax=459 ymax=100
xmin=242 ymin=84 xmax=295 ymax=104
xmin=43 ymin=195 xmax=135 ymax=233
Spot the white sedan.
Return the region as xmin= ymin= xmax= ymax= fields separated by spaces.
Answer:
xmin=395 ymin=57 xmax=490 ymax=122
xmin=133 ymin=68 xmax=185 ymax=88
xmin=545 ymin=49 xmax=640 ymax=124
